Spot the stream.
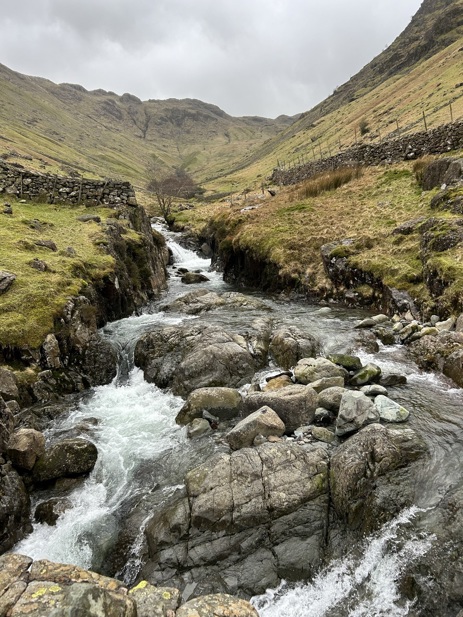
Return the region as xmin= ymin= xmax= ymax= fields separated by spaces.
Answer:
xmin=14 ymin=225 xmax=463 ymax=615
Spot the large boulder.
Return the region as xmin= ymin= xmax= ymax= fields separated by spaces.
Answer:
xmin=176 ymin=387 xmax=242 ymax=425
xmin=318 ymin=386 xmax=346 ymax=412
xmin=10 ymin=581 xmax=136 ymax=616
xmin=269 ymin=325 xmax=320 ymax=370
xmin=143 ymin=442 xmax=329 ymax=596
xmin=7 ymin=428 xmax=46 ymax=471
xmin=330 ymin=424 xmax=426 ymax=533
xmin=163 ymin=289 xmax=271 ymax=315
xmin=349 ymin=363 xmax=381 ymax=386
xmin=408 ymin=331 xmax=463 ymax=372
xmin=34 ymin=497 xmax=72 ymax=525
xmin=374 ymin=395 xmax=410 ymax=423
xmin=0 ymin=463 xmax=31 ymax=552
xmin=33 ymin=438 xmax=98 ymax=482
xmin=134 ymin=323 xmax=267 ymax=396
xmin=335 ymin=390 xmax=379 ymax=436
xmin=327 ymin=354 xmax=362 ymax=371
xmin=0 ymin=555 xmax=136 ymax=617
xmin=181 ymin=272 xmax=210 ymax=284
xmin=443 ymin=348 xmax=463 ymax=387
xmin=294 ymin=358 xmax=345 ymax=385
xmin=401 ymin=485 xmax=463 ymax=616
xmin=226 ymin=406 xmax=285 ymax=450
xmin=420 ymin=157 xmax=463 ymax=190
xmin=242 ymin=385 xmax=318 ymax=432
xmin=128 ymin=581 xmax=180 ymax=617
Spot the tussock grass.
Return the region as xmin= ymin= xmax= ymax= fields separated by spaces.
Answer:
xmin=0 ymin=201 xmax=116 ymax=348
xmin=291 ymin=166 xmax=363 ymax=201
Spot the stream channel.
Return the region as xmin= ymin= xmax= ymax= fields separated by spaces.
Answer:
xmin=14 ymin=225 xmax=463 ymax=616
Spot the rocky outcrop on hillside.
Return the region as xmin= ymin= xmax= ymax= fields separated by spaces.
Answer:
xmin=0 ymin=199 xmax=168 ymax=402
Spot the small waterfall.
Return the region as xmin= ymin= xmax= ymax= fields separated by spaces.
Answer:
xmin=252 ymin=508 xmax=433 ymax=617
xmin=12 ymin=232 xmax=222 ymax=573
xmin=14 ymin=367 xmax=186 ymax=570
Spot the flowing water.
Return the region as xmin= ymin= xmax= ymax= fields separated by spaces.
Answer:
xmin=13 ymin=225 xmax=463 ymax=614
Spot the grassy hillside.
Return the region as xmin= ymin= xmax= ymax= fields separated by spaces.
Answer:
xmin=0 ymin=202 xmax=120 ymax=348
xmin=173 ymin=156 xmax=463 ymax=315
xmin=1 ymin=0 xmax=463 ymax=328
xmin=0 ymin=63 xmax=294 ymax=189
xmin=204 ymin=0 xmax=463 ymax=194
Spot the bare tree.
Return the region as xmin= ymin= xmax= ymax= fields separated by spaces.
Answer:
xmin=147 ymin=168 xmax=198 ymax=222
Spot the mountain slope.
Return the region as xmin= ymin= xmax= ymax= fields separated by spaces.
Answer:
xmin=0 ymin=62 xmax=294 ymax=188
xmin=208 ymin=0 xmax=463 ymax=192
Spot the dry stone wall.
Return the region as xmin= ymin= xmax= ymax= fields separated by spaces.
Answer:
xmin=272 ymin=120 xmax=463 ymax=186
xmin=0 ymin=160 xmax=137 ymax=206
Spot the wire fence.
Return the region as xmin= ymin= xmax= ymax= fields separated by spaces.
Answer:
xmin=276 ymin=91 xmax=463 ymax=171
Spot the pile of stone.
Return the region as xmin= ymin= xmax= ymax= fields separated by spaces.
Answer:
xmin=355 ymin=312 xmax=463 ymax=387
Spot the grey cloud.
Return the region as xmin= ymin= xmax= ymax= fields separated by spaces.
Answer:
xmin=0 ymin=0 xmax=422 ymax=117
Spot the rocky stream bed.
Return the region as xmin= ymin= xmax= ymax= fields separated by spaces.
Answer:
xmin=2 ymin=226 xmax=463 ymax=616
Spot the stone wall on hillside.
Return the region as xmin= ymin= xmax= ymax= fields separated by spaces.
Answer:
xmin=0 ymin=160 xmax=137 ymax=206
xmin=272 ymin=120 xmax=463 ymax=186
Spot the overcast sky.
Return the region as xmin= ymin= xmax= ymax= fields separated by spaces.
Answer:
xmin=1 ymin=0 xmax=422 ymax=118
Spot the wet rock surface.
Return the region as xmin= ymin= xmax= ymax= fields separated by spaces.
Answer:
xmin=7 ymin=428 xmax=45 ymax=471
xmin=268 ymin=325 xmax=320 ymax=370
xmin=0 ymin=464 xmax=31 ymax=552
xmin=32 ymin=437 xmax=98 ymax=482
xmin=176 ymin=594 xmax=259 ymax=617
xmin=143 ymin=442 xmax=329 ymax=596
xmin=330 ymin=424 xmax=426 ymax=533
xmin=134 ymin=322 xmax=269 ymax=396
xmin=176 ymin=387 xmax=242 ymax=425
xmin=162 ymin=289 xmax=270 ymax=315
xmin=242 ymin=384 xmax=318 ymax=432
xmin=226 ymin=406 xmax=285 ymax=450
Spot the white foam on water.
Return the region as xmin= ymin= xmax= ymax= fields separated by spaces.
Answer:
xmin=15 ymin=368 xmax=185 ymax=569
xmin=252 ymin=508 xmax=433 ymax=617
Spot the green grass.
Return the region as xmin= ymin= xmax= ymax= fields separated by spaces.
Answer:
xmin=0 ymin=201 xmax=116 ymax=348
xmin=174 ymin=158 xmax=463 ymax=313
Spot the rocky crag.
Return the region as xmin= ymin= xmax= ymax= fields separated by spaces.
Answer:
xmin=0 ymin=176 xmax=168 ymax=405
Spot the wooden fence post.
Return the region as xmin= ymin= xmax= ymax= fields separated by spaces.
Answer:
xmin=422 ymin=111 xmax=428 ymax=132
